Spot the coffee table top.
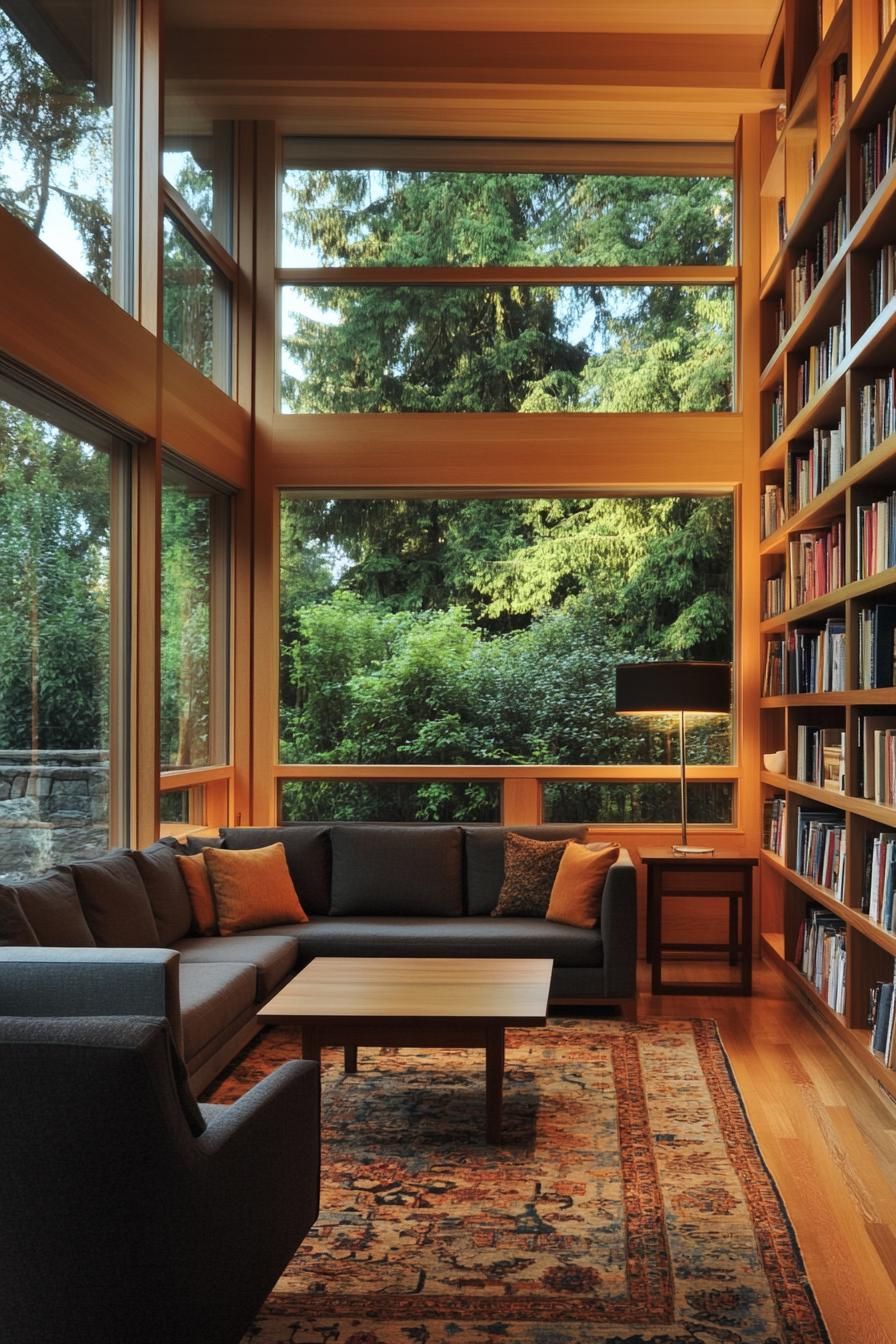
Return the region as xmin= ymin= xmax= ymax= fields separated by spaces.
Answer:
xmin=258 ymin=956 xmax=553 ymax=1026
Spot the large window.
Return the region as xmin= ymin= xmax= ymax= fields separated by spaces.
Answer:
xmin=160 ymin=460 xmax=230 ymax=770
xmin=0 ymin=1 xmax=135 ymax=307
xmin=0 ymin=390 xmax=127 ymax=879
xmin=278 ymin=154 xmax=735 ymax=414
xmin=279 ymin=494 xmax=733 ymax=823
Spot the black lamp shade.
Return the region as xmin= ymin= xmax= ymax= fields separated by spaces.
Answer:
xmin=615 ymin=661 xmax=731 ymax=715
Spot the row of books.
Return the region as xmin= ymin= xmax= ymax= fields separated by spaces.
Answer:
xmin=859 ymin=370 xmax=896 ymax=456
xmin=869 ymin=960 xmax=896 ymax=1067
xmin=761 ymin=482 xmax=785 ymax=540
xmin=830 ymin=54 xmax=849 ymax=141
xmin=855 ymin=490 xmax=896 ymax=579
xmin=795 ymin=301 xmax=847 ymax=411
xmin=797 ymin=904 xmax=847 ymax=1012
xmin=864 ymin=833 xmax=896 ymax=930
xmin=763 ymin=619 xmax=847 ymax=696
xmin=764 ymin=573 xmax=786 ymax=619
xmin=859 ymin=104 xmax=896 ymax=211
xmin=858 ymin=713 xmax=896 ymax=805
xmin=870 ymin=243 xmax=896 ymax=320
xmin=857 ymin=602 xmax=896 ymax=688
xmin=770 ymin=384 xmax=785 ymax=442
xmin=787 ymin=519 xmax=844 ymax=606
xmin=787 ymin=410 xmax=846 ymax=512
xmin=796 ymin=724 xmax=845 ymax=792
xmin=788 ymin=197 xmax=847 ymax=318
xmin=762 ymin=796 xmax=787 ymax=856
xmin=795 ymin=806 xmax=847 ymax=899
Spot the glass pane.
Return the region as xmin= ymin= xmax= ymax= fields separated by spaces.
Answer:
xmin=281 ymin=284 xmax=733 ymax=412
xmin=281 ymin=165 xmax=733 ymax=268
xmin=163 ymin=127 xmax=233 ymax=249
xmin=281 ymin=779 xmax=500 ymax=823
xmin=279 ymin=495 xmax=733 ymax=781
xmin=159 ymin=788 xmax=193 ymax=824
xmin=163 ymin=214 xmax=231 ymax=389
xmin=543 ymin=781 xmax=734 ymax=825
xmin=160 ymin=463 xmax=228 ymax=769
xmin=0 ymin=4 xmax=117 ymax=295
xmin=0 ymin=399 xmax=112 ymax=879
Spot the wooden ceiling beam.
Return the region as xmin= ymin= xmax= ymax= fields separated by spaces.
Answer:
xmin=165 ymin=28 xmax=769 ymax=87
xmin=166 ymin=0 xmax=780 ymax=38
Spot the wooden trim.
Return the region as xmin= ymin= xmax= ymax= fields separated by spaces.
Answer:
xmin=132 ymin=440 xmax=161 ymax=847
xmin=275 ymin=764 xmax=739 ymax=780
xmin=281 ymin=135 xmax=735 ymax=175
xmin=277 ymin=265 xmax=738 ymax=287
xmin=161 ymin=345 xmax=250 ymax=487
xmin=270 ymin=412 xmax=745 ymax=490
xmin=137 ymin=0 xmax=160 ymax=335
xmin=160 ymin=764 xmax=234 ymax=788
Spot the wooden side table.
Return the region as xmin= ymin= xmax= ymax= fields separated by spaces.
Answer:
xmin=639 ymin=849 xmax=757 ymax=996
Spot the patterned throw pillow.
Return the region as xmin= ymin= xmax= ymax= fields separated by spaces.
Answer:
xmin=490 ymin=832 xmax=570 ymax=918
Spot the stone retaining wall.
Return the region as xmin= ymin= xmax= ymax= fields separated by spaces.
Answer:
xmin=0 ymin=751 xmax=109 ymax=882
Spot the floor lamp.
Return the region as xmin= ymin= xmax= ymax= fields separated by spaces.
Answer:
xmin=614 ymin=661 xmax=731 ymax=855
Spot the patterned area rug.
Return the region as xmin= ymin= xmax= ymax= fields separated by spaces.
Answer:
xmin=204 ymin=1018 xmax=829 ymax=1344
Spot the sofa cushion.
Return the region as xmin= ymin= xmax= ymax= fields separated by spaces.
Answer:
xmin=132 ymin=842 xmax=192 ymax=945
xmin=546 ymin=843 xmax=620 ymax=929
xmin=292 ymin=915 xmax=602 ymax=968
xmin=173 ymin=935 xmax=298 ymax=998
xmin=178 ymin=962 xmax=257 ymax=1064
xmin=219 ymin=826 xmax=332 ymax=915
xmin=463 ymin=825 xmax=588 ymax=915
xmin=70 ymin=854 xmax=159 ymax=948
xmin=11 ymin=870 xmax=96 ymax=947
xmin=204 ymin=843 xmax=308 ymax=936
xmin=491 ymin=833 xmax=571 ymax=918
xmin=329 ymin=825 xmax=464 ymax=917
xmin=0 ymin=889 xmax=39 ymax=946
xmin=176 ymin=852 xmax=218 ymax=935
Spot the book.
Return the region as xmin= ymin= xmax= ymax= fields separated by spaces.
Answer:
xmin=857 ymin=603 xmax=896 ymax=688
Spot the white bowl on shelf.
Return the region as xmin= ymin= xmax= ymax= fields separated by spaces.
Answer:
xmin=763 ymin=749 xmax=786 ymax=774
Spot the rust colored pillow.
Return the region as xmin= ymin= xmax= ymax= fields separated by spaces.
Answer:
xmin=490 ymin=832 xmax=569 ymax=918
xmin=203 ymin=842 xmax=308 ymax=937
xmin=175 ymin=852 xmax=218 ymax=936
xmin=546 ymin=843 xmax=619 ymax=929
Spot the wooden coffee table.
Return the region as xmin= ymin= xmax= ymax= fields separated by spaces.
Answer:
xmin=257 ymin=956 xmax=553 ymax=1143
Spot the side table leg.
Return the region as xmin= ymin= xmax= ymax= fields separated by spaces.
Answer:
xmin=729 ymin=892 xmax=739 ymax=965
xmin=344 ymin=1044 xmax=358 ymax=1073
xmin=742 ymin=875 xmax=753 ymax=996
xmin=301 ymin=1025 xmax=321 ymax=1066
xmin=648 ymin=869 xmax=663 ymax=995
xmin=485 ymin=1024 xmax=505 ymax=1144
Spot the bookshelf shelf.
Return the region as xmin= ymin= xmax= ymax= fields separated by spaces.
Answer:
xmin=758 ymin=0 xmax=896 ymax=1099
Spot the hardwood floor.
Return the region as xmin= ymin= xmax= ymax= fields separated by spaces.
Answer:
xmin=640 ymin=956 xmax=896 ymax=1344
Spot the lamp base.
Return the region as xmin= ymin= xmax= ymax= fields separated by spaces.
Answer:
xmin=672 ymin=844 xmax=715 ymax=855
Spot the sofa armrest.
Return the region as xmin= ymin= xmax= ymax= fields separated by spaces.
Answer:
xmin=198 ymin=1060 xmax=320 ymax=1249
xmin=600 ymin=850 xmax=637 ymax=999
xmin=0 ymin=948 xmax=183 ymax=1054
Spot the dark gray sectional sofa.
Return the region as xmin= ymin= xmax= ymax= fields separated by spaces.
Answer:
xmin=0 ymin=823 xmax=637 ymax=1092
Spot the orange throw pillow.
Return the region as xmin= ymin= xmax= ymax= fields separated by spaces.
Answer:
xmin=203 ymin=842 xmax=308 ymax=937
xmin=545 ymin=843 xmax=619 ymax=929
xmin=175 ymin=852 xmax=218 ymax=936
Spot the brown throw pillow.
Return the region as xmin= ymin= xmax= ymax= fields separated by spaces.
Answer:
xmin=203 ymin=842 xmax=308 ymax=937
xmin=175 ymin=852 xmax=218 ymax=936
xmin=546 ymin=843 xmax=619 ymax=929
xmin=491 ymin=832 xmax=570 ymax=918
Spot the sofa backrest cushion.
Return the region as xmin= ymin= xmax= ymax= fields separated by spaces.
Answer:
xmin=10 ymin=869 xmax=97 ymax=947
xmin=463 ymin=825 xmax=589 ymax=915
xmin=0 ymin=889 xmax=40 ymax=946
xmin=219 ymin=825 xmax=332 ymax=915
xmin=329 ymin=825 xmax=464 ymax=916
xmin=133 ymin=842 xmax=193 ymax=945
xmin=70 ymin=854 xmax=160 ymax=948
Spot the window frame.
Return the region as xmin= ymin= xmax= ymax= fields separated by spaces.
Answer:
xmin=162 ymin=180 xmax=237 ymax=392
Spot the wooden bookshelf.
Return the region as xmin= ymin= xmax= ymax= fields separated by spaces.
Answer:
xmin=758 ymin=0 xmax=896 ymax=1101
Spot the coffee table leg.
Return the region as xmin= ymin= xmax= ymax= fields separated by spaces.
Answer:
xmin=485 ymin=1024 xmax=505 ymax=1144
xmin=344 ymin=1044 xmax=358 ymax=1073
xmin=301 ymin=1025 xmax=320 ymax=1066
